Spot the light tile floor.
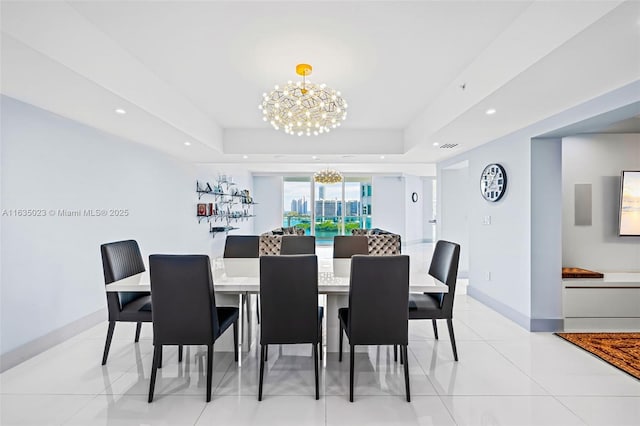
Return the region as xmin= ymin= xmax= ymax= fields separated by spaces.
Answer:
xmin=2 ymin=244 xmax=639 ymax=425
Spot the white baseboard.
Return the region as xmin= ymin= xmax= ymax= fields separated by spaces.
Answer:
xmin=468 ymin=286 xmax=563 ymax=332
xmin=0 ymin=308 xmax=106 ymax=373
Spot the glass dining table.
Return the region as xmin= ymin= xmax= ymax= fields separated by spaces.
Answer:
xmin=106 ymin=257 xmax=448 ymax=366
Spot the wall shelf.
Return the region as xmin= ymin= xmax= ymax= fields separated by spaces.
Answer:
xmin=210 ymin=225 xmax=239 ymax=234
xmin=196 ymin=179 xmax=256 ymax=237
xmin=197 ymin=213 xmax=256 ymax=224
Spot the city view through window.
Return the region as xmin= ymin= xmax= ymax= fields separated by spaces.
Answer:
xmin=283 ymin=177 xmax=372 ymax=244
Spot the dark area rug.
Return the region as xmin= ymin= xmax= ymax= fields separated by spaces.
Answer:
xmin=555 ymin=332 xmax=640 ymax=380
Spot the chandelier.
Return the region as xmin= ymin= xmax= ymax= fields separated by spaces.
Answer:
xmin=259 ymin=64 xmax=348 ymax=136
xmin=314 ymin=168 xmax=343 ymax=184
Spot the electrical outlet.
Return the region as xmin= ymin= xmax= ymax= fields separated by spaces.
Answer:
xmin=485 ymin=271 xmax=492 ymax=281
xmin=482 ymin=215 xmax=491 ymax=225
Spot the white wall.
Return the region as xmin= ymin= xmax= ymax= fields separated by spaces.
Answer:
xmin=562 ymin=134 xmax=640 ymax=272
xmin=371 ymin=176 xmax=404 ymax=236
xmin=439 ymin=165 xmax=470 ymax=274
xmin=403 ymin=174 xmax=424 ymax=244
xmin=252 ymin=176 xmax=283 ymax=234
xmin=438 ymin=136 xmax=533 ymax=326
xmin=531 ymin=138 xmax=563 ymax=326
xmin=422 ymin=177 xmax=435 ymax=242
xmin=0 ymin=96 xmax=208 ymax=356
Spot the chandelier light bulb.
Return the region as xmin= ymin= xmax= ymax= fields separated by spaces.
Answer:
xmin=258 ymin=64 xmax=348 ymax=136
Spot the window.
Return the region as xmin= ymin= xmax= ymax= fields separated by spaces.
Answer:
xmin=314 ymin=181 xmax=343 ymax=244
xmin=283 ymin=175 xmax=372 ymax=244
xmin=282 ymin=177 xmax=311 ymax=235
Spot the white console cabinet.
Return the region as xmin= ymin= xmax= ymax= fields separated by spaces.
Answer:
xmin=562 ymin=273 xmax=640 ymax=331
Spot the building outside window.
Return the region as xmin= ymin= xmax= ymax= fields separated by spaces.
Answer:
xmin=283 ymin=176 xmax=372 ymax=244
xmin=282 ymin=177 xmax=312 ymax=234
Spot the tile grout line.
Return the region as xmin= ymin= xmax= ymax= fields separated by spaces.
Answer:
xmin=481 ymin=337 xmax=558 ymax=397
xmin=59 ymin=392 xmax=104 ymax=425
xmin=550 ymin=395 xmax=590 ymax=426
xmin=475 ymin=331 xmax=592 ymax=424
xmin=408 ymin=344 xmax=460 ymax=425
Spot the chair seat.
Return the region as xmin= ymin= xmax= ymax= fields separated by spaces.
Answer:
xmin=408 ymin=293 xmax=444 ymax=319
xmin=408 ymin=293 xmax=441 ymax=310
xmin=216 ymin=306 xmax=240 ymax=338
xmin=119 ymin=295 xmax=153 ymax=322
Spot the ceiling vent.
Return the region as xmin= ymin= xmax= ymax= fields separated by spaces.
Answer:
xmin=439 ymin=143 xmax=459 ymax=149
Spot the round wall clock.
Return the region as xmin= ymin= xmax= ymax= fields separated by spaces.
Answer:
xmin=480 ymin=163 xmax=507 ymax=202
xmin=411 ymin=192 xmax=419 ymax=203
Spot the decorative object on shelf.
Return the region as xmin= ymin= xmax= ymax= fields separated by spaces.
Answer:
xmin=480 ymin=163 xmax=507 ymax=202
xmin=240 ymin=189 xmax=253 ymax=204
xmin=196 ymin=178 xmax=257 ymax=237
xmin=313 ymin=168 xmax=343 ymax=184
xmin=562 ymin=267 xmax=604 ymax=279
xmin=411 ymin=192 xmax=418 ymax=203
xmin=258 ymin=63 xmax=348 ymax=136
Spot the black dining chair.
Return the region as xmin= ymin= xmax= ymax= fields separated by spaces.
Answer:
xmin=100 ymin=240 xmax=151 ymax=365
xmin=258 ymin=255 xmax=321 ymax=401
xmin=147 ymin=255 xmax=239 ymax=403
xmin=278 ymin=235 xmax=319 ymax=344
xmin=223 ymin=235 xmax=260 ymax=258
xmin=339 ymin=255 xmax=411 ymax=402
xmin=280 ymin=235 xmax=316 ymax=255
xmin=333 ymin=235 xmax=369 ymax=258
xmin=277 ymin=235 xmax=322 ymax=360
xmin=408 ymin=240 xmax=461 ymax=361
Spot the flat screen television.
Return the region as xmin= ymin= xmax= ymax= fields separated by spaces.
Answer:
xmin=619 ymin=170 xmax=640 ymax=236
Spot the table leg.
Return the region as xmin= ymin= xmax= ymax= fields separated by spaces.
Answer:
xmin=326 ymin=294 xmax=348 ymax=352
xmin=237 ymin=293 xmax=243 ymax=367
xmin=246 ymin=292 xmax=253 ymax=352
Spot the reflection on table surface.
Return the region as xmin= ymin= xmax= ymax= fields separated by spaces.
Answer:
xmin=107 ymin=257 xmax=447 ymax=294
xmin=213 ymin=258 xmax=444 ymax=293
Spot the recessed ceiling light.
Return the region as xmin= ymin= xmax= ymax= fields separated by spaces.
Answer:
xmin=432 ymin=142 xmax=439 ymax=146
xmin=380 ymin=155 xmax=385 ymax=159
xmin=242 ymin=155 xmax=248 ymax=159
xmin=485 ymin=108 xmax=497 ymax=115
xmin=184 ymin=141 xmax=191 ymax=146
xmin=115 ymin=108 xmax=127 ymax=115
